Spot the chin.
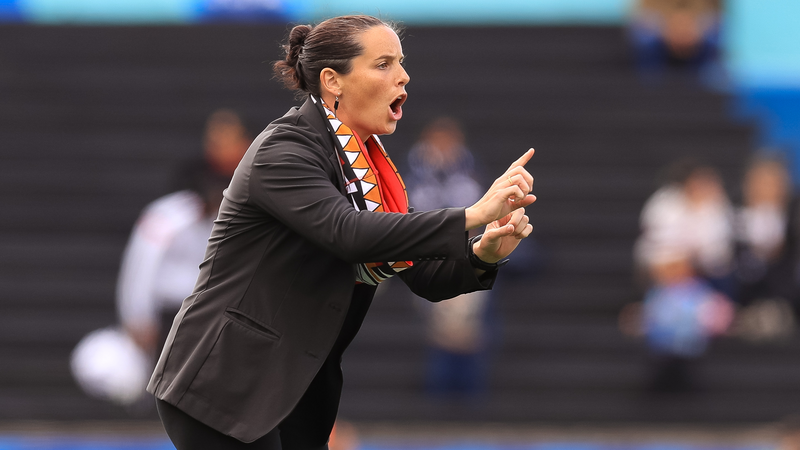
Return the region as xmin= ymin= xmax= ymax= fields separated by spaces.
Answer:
xmin=381 ymin=123 xmax=398 ymax=136
xmin=361 ymin=121 xmax=398 ymax=137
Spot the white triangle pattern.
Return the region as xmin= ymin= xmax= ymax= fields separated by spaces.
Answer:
xmin=364 ymin=199 xmax=380 ymax=212
xmin=360 ymin=181 xmax=375 ymax=196
xmin=345 ymin=151 xmax=359 ymax=165
xmin=337 ymin=135 xmax=350 ymax=148
xmin=352 ymin=168 xmax=369 ymax=180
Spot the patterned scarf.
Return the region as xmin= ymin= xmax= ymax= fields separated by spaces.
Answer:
xmin=310 ymin=95 xmax=414 ymax=285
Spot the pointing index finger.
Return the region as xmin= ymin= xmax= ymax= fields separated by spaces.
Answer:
xmin=509 ymin=148 xmax=535 ymax=170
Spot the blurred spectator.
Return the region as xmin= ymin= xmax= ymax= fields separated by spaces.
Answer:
xmin=630 ymin=160 xmax=735 ymax=392
xmin=405 ymin=117 xmax=483 ymax=213
xmin=71 ymin=109 xmax=250 ymax=408
xmin=635 ymin=161 xmax=735 ymax=293
xmin=420 ymin=290 xmax=492 ymax=396
xmin=732 ymin=155 xmax=797 ymax=341
xmin=640 ymin=246 xmax=733 ymax=392
xmin=628 ymin=0 xmax=722 ymax=80
xmin=404 ymin=117 xmax=492 ymax=398
xmin=117 ymin=108 xmax=250 ymax=356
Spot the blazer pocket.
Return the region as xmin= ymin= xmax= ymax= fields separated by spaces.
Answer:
xmin=187 ymin=311 xmax=282 ymax=414
xmin=223 ymin=308 xmax=281 ymax=341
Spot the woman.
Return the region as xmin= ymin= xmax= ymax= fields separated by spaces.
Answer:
xmin=148 ymin=15 xmax=535 ymax=449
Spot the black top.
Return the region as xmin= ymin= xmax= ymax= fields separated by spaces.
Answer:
xmin=277 ymin=284 xmax=375 ymax=448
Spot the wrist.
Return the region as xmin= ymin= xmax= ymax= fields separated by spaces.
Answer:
xmin=468 ymin=234 xmax=508 ymax=271
xmin=471 ymin=236 xmax=499 ymax=264
xmin=464 ymin=207 xmax=482 ymax=231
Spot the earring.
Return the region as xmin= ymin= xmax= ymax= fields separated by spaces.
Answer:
xmin=334 ymin=95 xmax=340 ymax=115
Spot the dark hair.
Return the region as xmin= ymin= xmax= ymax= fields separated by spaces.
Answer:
xmin=273 ymin=15 xmax=401 ymax=97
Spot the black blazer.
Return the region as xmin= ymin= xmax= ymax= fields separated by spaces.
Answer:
xmin=147 ymin=98 xmax=496 ymax=442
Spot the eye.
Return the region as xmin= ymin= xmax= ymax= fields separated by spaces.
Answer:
xmin=377 ymin=61 xmax=389 ymax=69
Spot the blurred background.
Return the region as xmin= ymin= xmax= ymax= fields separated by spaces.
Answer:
xmin=2 ymin=0 xmax=800 ymax=449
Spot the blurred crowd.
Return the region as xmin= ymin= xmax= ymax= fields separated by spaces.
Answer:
xmin=623 ymin=154 xmax=799 ymax=393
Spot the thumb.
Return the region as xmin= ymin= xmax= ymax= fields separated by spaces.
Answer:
xmin=483 ymin=223 xmax=515 ymax=242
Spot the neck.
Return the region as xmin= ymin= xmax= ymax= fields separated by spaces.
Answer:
xmin=317 ymin=92 xmax=369 ymax=140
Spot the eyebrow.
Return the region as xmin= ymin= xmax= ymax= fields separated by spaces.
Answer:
xmin=375 ymin=53 xmax=405 ymax=62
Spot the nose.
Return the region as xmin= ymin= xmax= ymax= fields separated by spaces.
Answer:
xmin=398 ymin=65 xmax=410 ymax=86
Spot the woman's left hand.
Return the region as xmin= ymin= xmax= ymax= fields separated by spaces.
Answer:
xmin=472 ymin=207 xmax=532 ymax=264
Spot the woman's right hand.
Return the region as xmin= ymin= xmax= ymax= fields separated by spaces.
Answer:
xmin=465 ymin=148 xmax=536 ymax=230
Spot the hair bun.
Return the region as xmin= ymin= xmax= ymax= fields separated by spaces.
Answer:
xmin=287 ymin=24 xmax=312 ymax=62
xmin=274 ymin=24 xmax=313 ymax=92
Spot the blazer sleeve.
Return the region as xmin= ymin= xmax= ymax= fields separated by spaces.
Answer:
xmin=397 ymin=256 xmax=499 ymax=302
xmin=245 ymin=124 xmax=467 ymax=264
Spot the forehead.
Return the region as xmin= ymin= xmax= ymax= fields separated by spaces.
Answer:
xmin=357 ymin=25 xmax=403 ymax=57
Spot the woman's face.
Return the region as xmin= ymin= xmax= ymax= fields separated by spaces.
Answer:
xmin=334 ymin=26 xmax=410 ymax=139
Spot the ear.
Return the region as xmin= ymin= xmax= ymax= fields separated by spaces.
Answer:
xmin=319 ymin=68 xmax=343 ymax=97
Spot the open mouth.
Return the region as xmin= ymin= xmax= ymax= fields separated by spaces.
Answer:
xmin=389 ymin=93 xmax=407 ymax=119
